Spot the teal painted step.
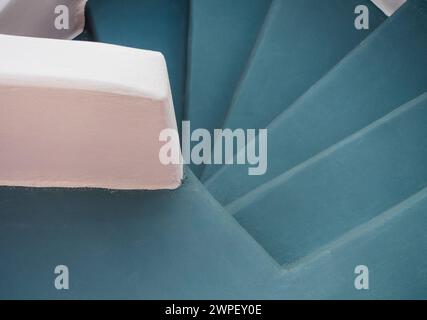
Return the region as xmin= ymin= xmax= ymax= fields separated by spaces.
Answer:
xmin=88 ymin=0 xmax=189 ymax=129
xmin=186 ymin=0 xmax=272 ymax=176
xmin=274 ymin=186 xmax=427 ymax=299
xmin=0 ymin=168 xmax=280 ymax=299
xmin=205 ymin=0 xmax=427 ymax=205
xmin=2 ymin=166 xmax=426 ymax=299
xmin=2 ymin=0 xmax=426 ymax=300
xmin=202 ymin=0 xmax=386 ymax=181
xmin=229 ymin=92 xmax=427 ymax=266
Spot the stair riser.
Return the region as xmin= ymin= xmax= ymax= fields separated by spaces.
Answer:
xmin=206 ymin=0 xmax=427 ymax=205
xmin=234 ymin=93 xmax=427 ymax=265
xmin=202 ymin=0 xmax=386 ymax=180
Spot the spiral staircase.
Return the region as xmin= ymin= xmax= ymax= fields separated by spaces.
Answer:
xmin=1 ymin=0 xmax=426 ymax=299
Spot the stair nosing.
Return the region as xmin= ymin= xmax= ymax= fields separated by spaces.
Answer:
xmin=200 ymin=0 xmax=278 ymax=181
xmin=280 ymin=184 xmax=427 ymax=272
xmin=226 ymin=92 xmax=427 ymax=215
xmin=203 ymin=1 xmax=393 ymax=186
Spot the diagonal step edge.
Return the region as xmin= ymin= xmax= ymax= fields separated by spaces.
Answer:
xmin=266 ymin=0 xmax=417 ymax=133
xmin=226 ymin=92 xmax=427 ymax=215
xmin=202 ymin=0 xmax=395 ymax=185
xmin=214 ymin=0 xmax=279 ymax=130
xmin=281 ymin=184 xmax=427 ymax=271
xmin=198 ymin=0 xmax=276 ymax=180
xmin=182 ymin=0 xmax=194 ymax=122
xmin=183 ymin=167 xmax=284 ymax=271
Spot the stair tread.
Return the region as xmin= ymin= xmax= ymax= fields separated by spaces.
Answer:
xmin=233 ymin=92 xmax=427 ymax=265
xmin=206 ymin=0 xmax=427 ymax=205
xmin=223 ymin=0 xmax=387 ymax=129
xmin=2 ymin=165 xmax=426 ymax=299
xmin=274 ymin=185 xmax=427 ymax=298
xmin=202 ymin=0 xmax=386 ymax=180
xmin=187 ymin=0 xmax=272 ymax=176
xmin=285 ymin=185 xmax=427 ymax=270
xmin=2 ymin=0 xmax=427 ymax=300
xmin=0 ymin=168 xmax=279 ymax=299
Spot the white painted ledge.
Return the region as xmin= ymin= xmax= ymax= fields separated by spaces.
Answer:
xmin=371 ymin=0 xmax=407 ymax=16
xmin=0 ymin=35 xmax=183 ymax=190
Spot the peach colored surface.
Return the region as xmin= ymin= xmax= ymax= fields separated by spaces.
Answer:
xmin=0 ymin=0 xmax=87 ymax=39
xmin=0 ymin=35 xmax=182 ymax=190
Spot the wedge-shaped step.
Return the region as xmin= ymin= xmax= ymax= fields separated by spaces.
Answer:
xmin=89 ymin=0 xmax=189 ymax=129
xmin=202 ymin=0 xmax=386 ymax=180
xmin=206 ymin=0 xmax=427 ymax=204
xmin=221 ymin=0 xmax=385 ymax=130
xmin=186 ymin=0 xmax=272 ymax=176
xmin=0 ymin=35 xmax=182 ymax=190
xmin=229 ymin=93 xmax=427 ymax=265
xmin=0 ymin=169 xmax=278 ymax=299
xmin=274 ymin=186 xmax=427 ymax=299
xmin=2 ymin=167 xmax=425 ymax=298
